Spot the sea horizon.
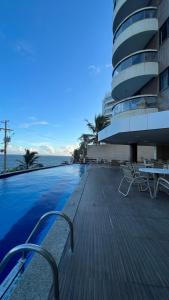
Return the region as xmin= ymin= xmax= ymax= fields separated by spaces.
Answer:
xmin=0 ymin=154 xmax=71 ymax=171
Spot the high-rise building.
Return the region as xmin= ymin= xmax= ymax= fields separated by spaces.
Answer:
xmin=99 ymin=0 xmax=169 ymax=161
xmin=102 ymin=92 xmax=115 ymax=120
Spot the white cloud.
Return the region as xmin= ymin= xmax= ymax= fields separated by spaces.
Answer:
xmin=57 ymin=144 xmax=78 ymax=156
xmin=14 ymin=40 xmax=34 ymax=57
xmin=88 ymin=65 xmax=101 ymax=75
xmin=20 ymin=121 xmax=49 ymax=129
xmin=28 ymin=116 xmax=37 ymax=121
xmin=8 ymin=144 xmax=25 ymax=155
xmin=32 ymin=143 xmax=78 ymax=156
xmin=7 ymin=143 xmax=78 ymax=156
xmin=88 ymin=63 xmax=112 ymax=75
xmin=105 ymin=63 xmax=112 ymax=69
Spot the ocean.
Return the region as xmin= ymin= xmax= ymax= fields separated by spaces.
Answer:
xmin=0 ymin=154 xmax=72 ymax=171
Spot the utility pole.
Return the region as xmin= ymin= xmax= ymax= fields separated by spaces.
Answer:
xmin=0 ymin=120 xmax=14 ymax=173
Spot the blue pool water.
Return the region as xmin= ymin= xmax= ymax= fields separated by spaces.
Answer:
xmin=0 ymin=164 xmax=85 ymax=283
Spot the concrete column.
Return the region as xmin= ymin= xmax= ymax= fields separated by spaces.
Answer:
xmin=130 ymin=144 xmax=137 ymax=163
xmin=157 ymin=145 xmax=169 ymax=161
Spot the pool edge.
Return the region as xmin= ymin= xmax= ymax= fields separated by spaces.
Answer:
xmin=7 ymin=169 xmax=89 ymax=300
xmin=0 ymin=164 xmax=73 ymax=179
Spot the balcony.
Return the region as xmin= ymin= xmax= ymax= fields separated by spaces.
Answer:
xmin=113 ymin=0 xmax=152 ymax=33
xmin=104 ymin=108 xmax=113 ymax=118
xmin=104 ymin=100 xmax=115 ymax=107
xmin=112 ymin=7 xmax=158 ymax=66
xmin=112 ymin=95 xmax=158 ymax=120
xmin=112 ymin=50 xmax=158 ymax=100
xmin=98 ymin=110 xmax=169 ymax=145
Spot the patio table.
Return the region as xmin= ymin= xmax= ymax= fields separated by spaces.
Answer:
xmin=139 ymin=167 xmax=169 ymax=198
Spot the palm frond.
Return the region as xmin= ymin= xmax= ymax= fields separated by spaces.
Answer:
xmin=17 ymin=149 xmax=39 ymax=169
xmin=85 ymin=120 xmax=96 ymax=134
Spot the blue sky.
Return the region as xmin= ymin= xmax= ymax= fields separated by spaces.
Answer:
xmin=0 ymin=0 xmax=112 ymax=155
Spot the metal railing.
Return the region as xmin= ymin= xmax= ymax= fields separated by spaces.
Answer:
xmin=0 ymin=210 xmax=74 ymax=299
xmin=0 ymin=243 xmax=60 ymax=300
xmin=25 ymin=211 xmax=74 ymax=253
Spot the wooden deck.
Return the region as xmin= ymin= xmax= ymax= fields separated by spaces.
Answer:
xmin=59 ymin=166 xmax=169 ymax=299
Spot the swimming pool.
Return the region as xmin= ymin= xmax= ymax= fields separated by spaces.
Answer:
xmin=0 ymin=164 xmax=85 ymax=284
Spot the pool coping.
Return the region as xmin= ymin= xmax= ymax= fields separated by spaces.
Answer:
xmin=0 ymin=164 xmax=72 ymax=179
xmin=5 ymin=167 xmax=88 ymax=300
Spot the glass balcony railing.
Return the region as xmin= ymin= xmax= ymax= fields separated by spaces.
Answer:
xmin=112 ymin=50 xmax=158 ymax=77
xmin=112 ymin=96 xmax=158 ymax=117
xmin=113 ymin=8 xmax=157 ymax=43
xmin=113 ymin=0 xmax=117 ymax=9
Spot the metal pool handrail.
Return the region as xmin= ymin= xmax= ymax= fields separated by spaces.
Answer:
xmin=0 ymin=211 xmax=73 ymax=298
xmin=0 ymin=243 xmax=60 ymax=300
xmin=25 ymin=211 xmax=74 ymax=252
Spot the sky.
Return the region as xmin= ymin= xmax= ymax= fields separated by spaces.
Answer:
xmin=0 ymin=0 xmax=113 ymax=156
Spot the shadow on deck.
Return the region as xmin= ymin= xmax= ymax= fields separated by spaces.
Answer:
xmin=57 ymin=166 xmax=169 ymax=300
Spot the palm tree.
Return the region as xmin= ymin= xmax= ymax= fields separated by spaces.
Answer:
xmin=17 ymin=149 xmax=39 ymax=169
xmin=79 ymin=134 xmax=94 ymax=144
xmin=73 ymin=148 xmax=80 ymax=163
xmin=85 ymin=114 xmax=110 ymax=144
xmin=78 ymin=134 xmax=94 ymax=162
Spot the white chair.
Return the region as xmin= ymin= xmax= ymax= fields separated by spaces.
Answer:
xmin=132 ymin=163 xmax=143 ymax=177
xmin=155 ymin=177 xmax=169 ymax=197
xmin=143 ymin=159 xmax=154 ymax=168
xmin=118 ymin=165 xmax=153 ymax=197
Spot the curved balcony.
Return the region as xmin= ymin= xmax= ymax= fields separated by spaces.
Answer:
xmin=104 ymin=100 xmax=115 ymax=107
xmin=104 ymin=107 xmax=113 ymax=117
xmin=112 ymin=50 xmax=158 ymax=100
xmin=112 ymin=7 xmax=158 ymax=66
xmin=112 ymin=95 xmax=158 ymax=120
xmin=113 ymin=0 xmax=152 ymax=33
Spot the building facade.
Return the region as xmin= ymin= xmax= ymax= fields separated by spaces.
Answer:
xmin=99 ymin=0 xmax=169 ymax=161
xmin=102 ymin=92 xmax=115 ymax=120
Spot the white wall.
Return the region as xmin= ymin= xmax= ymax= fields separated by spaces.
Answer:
xmin=87 ymin=144 xmax=155 ymax=162
xmin=87 ymin=144 xmax=130 ymax=161
xmin=138 ymin=146 xmax=156 ymax=161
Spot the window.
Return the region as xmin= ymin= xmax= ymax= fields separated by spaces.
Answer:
xmin=160 ymin=18 xmax=169 ymax=45
xmin=160 ymin=68 xmax=169 ymax=91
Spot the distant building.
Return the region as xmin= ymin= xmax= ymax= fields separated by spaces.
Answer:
xmin=99 ymin=0 xmax=169 ymax=162
xmin=102 ymin=92 xmax=115 ymax=120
